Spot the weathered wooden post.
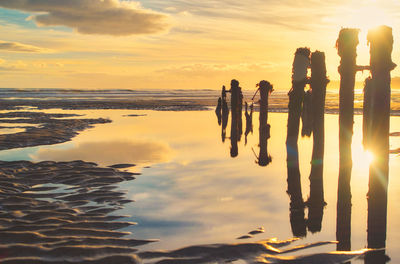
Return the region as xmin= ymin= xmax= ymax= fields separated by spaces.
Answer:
xmin=336 ymin=28 xmax=359 ymax=251
xmin=258 ymin=80 xmax=273 ymax=166
xmin=307 ymin=51 xmax=329 ymax=233
xmin=230 ymin=80 xmax=240 ymax=157
xmin=238 ymin=85 xmax=243 ymax=142
xmin=363 ymin=77 xmax=373 ymax=148
xmin=286 ymin=48 xmax=310 ymax=236
xmin=365 ymin=25 xmax=395 ymax=264
xmin=301 ymin=90 xmax=313 ymax=137
xmin=287 ymin=48 xmax=310 ymax=147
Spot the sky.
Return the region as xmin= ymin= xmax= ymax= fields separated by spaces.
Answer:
xmin=0 ymin=0 xmax=399 ymax=90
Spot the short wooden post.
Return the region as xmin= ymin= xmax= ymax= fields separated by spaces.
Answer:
xmin=336 ymin=28 xmax=359 ymax=251
xmin=365 ymin=26 xmax=395 ymax=263
xmin=258 ymin=80 xmax=273 ymax=166
xmin=307 ymin=51 xmax=328 ymax=233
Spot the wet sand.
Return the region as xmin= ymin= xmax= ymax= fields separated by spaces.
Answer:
xmin=0 ymin=159 xmax=156 ymax=263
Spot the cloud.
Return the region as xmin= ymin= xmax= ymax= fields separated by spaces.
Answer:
xmin=0 ymin=0 xmax=170 ymax=36
xmin=0 ymin=40 xmax=49 ymax=52
xmin=158 ymin=62 xmax=276 ymax=76
xmin=0 ymin=60 xmax=27 ymax=71
xmin=0 ymin=65 xmax=25 ymax=71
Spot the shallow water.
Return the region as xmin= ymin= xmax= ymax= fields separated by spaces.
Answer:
xmin=1 ymin=109 xmax=399 ymax=263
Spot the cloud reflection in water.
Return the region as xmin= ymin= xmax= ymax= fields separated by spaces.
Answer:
xmin=31 ymin=140 xmax=174 ymax=167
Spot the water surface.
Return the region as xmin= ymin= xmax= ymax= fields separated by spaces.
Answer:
xmin=1 ymin=109 xmax=399 ymax=263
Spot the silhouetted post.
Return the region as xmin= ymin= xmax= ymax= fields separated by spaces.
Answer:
xmin=336 ymin=28 xmax=359 ymax=251
xmin=286 ymin=48 xmax=309 ymax=237
xmin=307 ymin=51 xmax=328 ymax=233
xmin=363 ymin=77 xmax=373 ymax=148
xmin=301 ymin=90 xmax=313 ymax=137
xmin=216 ymin=97 xmax=222 ymax=125
xmin=287 ymin=48 xmax=310 ymax=147
xmin=230 ymin=80 xmax=240 ymax=157
xmin=258 ymin=81 xmax=273 ymax=166
xmin=238 ymin=86 xmax=243 ymax=141
xmin=365 ymin=26 xmax=395 ymax=264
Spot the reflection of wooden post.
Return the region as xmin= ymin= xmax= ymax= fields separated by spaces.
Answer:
xmin=336 ymin=28 xmax=359 ymax=251
xmin=216 ymin=97 xmax=222 ymax=125
xmin=286 ymin=48 xmax=309 ymax=237
xmin=307 ymin=51 xmax=328 ymax=233
xmin=258 ymin=80 xmax=273 ymax=166
xmin=365 ymin=26 xmax=395 ymax=263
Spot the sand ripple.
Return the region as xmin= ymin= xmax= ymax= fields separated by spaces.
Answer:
xmin=0 ymin=160 xmax=154 ymax=263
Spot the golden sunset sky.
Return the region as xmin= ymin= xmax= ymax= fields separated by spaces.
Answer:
xmin=0 ymin=0 xmax=399 ymax=90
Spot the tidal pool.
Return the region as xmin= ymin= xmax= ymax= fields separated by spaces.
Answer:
xmin=1 ymin=109 xmax=399 ymax=263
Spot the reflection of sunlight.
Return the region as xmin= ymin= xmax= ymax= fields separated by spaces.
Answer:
xmin=353 ymin=144 xmax=375 ymax=170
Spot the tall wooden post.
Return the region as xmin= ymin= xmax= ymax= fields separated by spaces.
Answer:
xmin=230 ymin=79 xmax=240 ymax=157
xmin=363 ymin=77 xmax=373 ymax=148
xmin=307 ymin=51 xmax=328 ymax=233
xmin=286 ymin=48 xmax=310 ymax=237
xmin=336 ymin=28 xmax=359 ymax=251
xmin=258 ymin=80 xmax=273 ymax=166
xmin=365 ymin=26 xmax=395 ymax=264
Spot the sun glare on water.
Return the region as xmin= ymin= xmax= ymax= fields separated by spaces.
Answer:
xmin=353 ymin=145 xmax=375 ymax=171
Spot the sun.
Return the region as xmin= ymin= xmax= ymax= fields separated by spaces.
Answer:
xmin=336 ymin=1 xmax=394 ymax=34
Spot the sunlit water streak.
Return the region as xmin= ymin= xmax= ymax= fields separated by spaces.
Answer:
xmin=0 ymin=109 xmax=399 ymax=263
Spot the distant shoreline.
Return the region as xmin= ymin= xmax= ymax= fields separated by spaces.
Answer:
xmin=0 ymin=88 xmax=399 ymax=115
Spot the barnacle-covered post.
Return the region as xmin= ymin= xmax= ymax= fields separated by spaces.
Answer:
xmin=365 ymin=26 xmax=395 ymax=264
xmin=258 ymin=80 xmax=273 ymax=166
xmin=307 ymin=51 xmax=329 ymax=233
xmin=336 ymin=28 xmax=359 ymax=251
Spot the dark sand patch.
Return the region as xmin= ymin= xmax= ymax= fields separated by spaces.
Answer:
xmin=0 ymin=112 xmax=110 ymax=151
xmin=109 ymin=163 xmax=136 ymax=169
